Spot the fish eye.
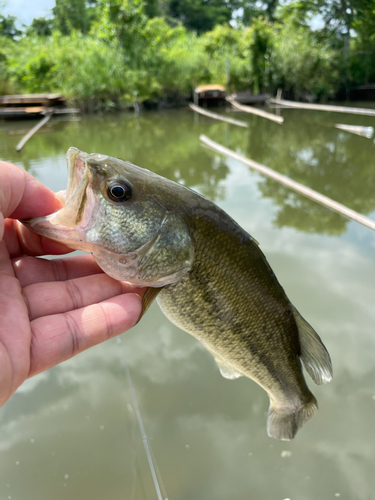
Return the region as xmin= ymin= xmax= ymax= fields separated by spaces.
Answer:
xmin=107 ymin=181 xmax=132 ymax=202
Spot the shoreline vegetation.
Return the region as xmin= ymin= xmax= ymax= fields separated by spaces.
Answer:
xmin=1 ymin=0 xmax=374 ymax=112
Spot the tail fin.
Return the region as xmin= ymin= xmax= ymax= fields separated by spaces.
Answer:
xmin=267 ymin=397 xmax=318 ymax=441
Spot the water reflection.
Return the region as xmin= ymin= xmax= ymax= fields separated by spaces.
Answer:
xmin=1 ymin=108 xmax=375 ymax=499
xmin=2 ymin=108 xmax=375 ymax=238
xmin=1 ymin=111 xmax=231 ymax=202
xmin=236 ymin=110 xmax=375 ymax=235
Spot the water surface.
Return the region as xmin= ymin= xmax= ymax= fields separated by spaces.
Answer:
xmin=1 ymin=107 xmax=375 ymax=500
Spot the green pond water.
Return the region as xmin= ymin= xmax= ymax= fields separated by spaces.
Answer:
xmin=1 ymin=106 xmax=375 ymax=500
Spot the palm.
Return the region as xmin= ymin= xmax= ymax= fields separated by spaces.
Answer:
xmin=0 ymin=162 xmax=143 ymax=407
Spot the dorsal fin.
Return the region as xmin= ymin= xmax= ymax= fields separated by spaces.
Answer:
xmin=292 ymin=306 xmax=333 ymax=385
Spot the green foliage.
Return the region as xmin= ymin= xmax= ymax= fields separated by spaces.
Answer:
xmin=272 ymin=16 xmax=337 ymax=99
xmin=6 ymin=37 xmax=58 ymax=92
xmin=53 ymin=0 xmax=99 ymax=34
xmin=26 ymin=17 xmax=53 ymax=37
xmin=200 ymin=24 xmax=253 ymax=90
xmin=0 ymin=36 xmax=19 ymax=95
xmin=168 ymin=0 xmax=235 ymax=34
xmin=241 ymin=0 xmax=280 ymax=24
xmin=0 ymin=13 xmax=22 ymax=39
xmin=248 ymin=17 xmax=273 ymax=93
xmin=1 ymin=0 xmax=374 ymax=103
xmin=7 ymin=33 xmax=128 ymax=98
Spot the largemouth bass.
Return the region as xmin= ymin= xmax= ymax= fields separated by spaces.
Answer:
xmin=23 ymin=147 xmax=332 ymax=440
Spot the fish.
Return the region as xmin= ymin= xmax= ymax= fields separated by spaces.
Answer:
xmin=23 ymin=147 xmax=332 ymax=440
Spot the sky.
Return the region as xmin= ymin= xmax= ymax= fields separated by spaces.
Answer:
xmin=2 ymin=0 xmax=55 ymax=25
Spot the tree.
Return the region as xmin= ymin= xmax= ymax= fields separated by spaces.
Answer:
xmin=167 ymin=0 xmax=238 ymax=34
xmin=52 ymin=0 xmax=99 ymax=34
xmin=249 ymin=17 xmax=273 ymax=93
xmin=274 ymin=0 xmax=375 ymax=95
xmin=94 ymin=0 xmax=147 ymax=66
xmin=240 ymin=0 xmax=280 ymax=24
xmin=0 ymin=13 xmax=22 ymax=39
xmin=27 ymin=17 xmax=53 ymax=37
xmin=143 ymin=0 xmax=169 ymax=18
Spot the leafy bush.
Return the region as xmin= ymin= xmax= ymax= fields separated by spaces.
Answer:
xmin=272 ymin=17 xmax=338 ymax=100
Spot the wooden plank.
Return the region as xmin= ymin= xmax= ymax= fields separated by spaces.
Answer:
xmin=227 ymin=97 xmax=284 ymax=124
xmin=0 ymin=93 xmax=63 ymax=105
xmin=0 ymin=106 xmax=44 ymax=113
xmin=200 ymin=134 xmax=375 ymax=232
xmin=270 ymin=98 xmax=375 ymax=117
xmin=188 ymin=103 xmax=248 ymax=128
xmin=228 ymin=91 xmax=269 ymax=104
xmin=42 ymin=107 xmax=80 ymax=115
xmin=25 ymin=106 xmax=45 ymax=113
xmin=16 ymin=111 xmax=54 ymax=151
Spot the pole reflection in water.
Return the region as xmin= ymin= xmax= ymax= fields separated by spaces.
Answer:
xmin=124 ymin=356 xmax=169 ymax=500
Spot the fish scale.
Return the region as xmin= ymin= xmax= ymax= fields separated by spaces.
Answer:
xmin=157 ymin=215 xmax=305 ymax=393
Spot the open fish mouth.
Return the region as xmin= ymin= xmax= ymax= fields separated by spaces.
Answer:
xmin=47 ymin=148 xmax=90 ymax=228
xmin=22 ymin=147 xmax=97 ymax=250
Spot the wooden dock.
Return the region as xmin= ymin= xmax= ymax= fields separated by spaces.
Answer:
xmin=0 ymin=93 xmax=78 ymax=120
xmin=0 ymin=93 xmax=79 ymax=150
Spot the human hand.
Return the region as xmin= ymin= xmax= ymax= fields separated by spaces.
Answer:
xmin=0 ymin=161 xmax=144 ymax=406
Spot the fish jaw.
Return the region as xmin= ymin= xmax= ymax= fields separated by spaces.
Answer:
xmin=22 ymin=215 xmax=96 ymax=252
xmin=22 ymin=147 xmax=98 ymax=252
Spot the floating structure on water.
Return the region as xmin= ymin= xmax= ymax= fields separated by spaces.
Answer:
xmin=193 ymin=85 xmax=271 ymax=108
xmin=334 ymin=123 xmax=374 ymax=138
xmin=193 ymin=85 xmax=226 ymax=106
xmin=0 ymin=94 xmax=79 ymax=151
xmin=228 ymin=90 xmax=269 ymax=105
xmin=189 ymin=102 xmax=248 ymax=128
xmin=200 ymin=134 xmax=375 ymax=233
xmin=226 ymin=96 xmax=284 ymax=124
xmin=0 ymin=93 xmax=79 ymax=119
xmin=270 ymin=97 xmax=375 ymax=117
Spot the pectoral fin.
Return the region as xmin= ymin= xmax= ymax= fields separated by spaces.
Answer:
xmin=137 ymin=212 xmax=194 ymax=286
xmin=215 ymin=358 xmax=243 ymax=380
xmin=138 ymin=287 xmax=162 ymax=322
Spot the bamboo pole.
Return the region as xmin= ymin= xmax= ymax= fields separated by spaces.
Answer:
xmin=270 ymin=98 xmax=375 ymax=117
xmin=16 ymin=111 xmax=54 ymax=151
xmin=335 ymin=124 xmax=374 ymax=138
xmin=188 ymin=103 xmax=248 ymax=128
xmin=200 ymin=134 xmax=375 ymax=232
xmin=226 ymin=97 xmax=284 ymax=124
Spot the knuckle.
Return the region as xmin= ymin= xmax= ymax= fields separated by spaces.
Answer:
xmin=51 ymin=257 xmax=69 ymax=281
xmin=65 ymin=313 xmax=81 ymax=356
xmin=65 ymin=279 xmax=84 ymax=310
